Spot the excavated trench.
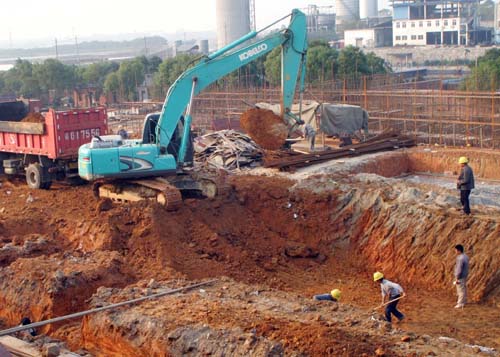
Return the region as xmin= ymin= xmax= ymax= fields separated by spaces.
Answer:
xmin=0 ymin=147 xmax=499 ymax=355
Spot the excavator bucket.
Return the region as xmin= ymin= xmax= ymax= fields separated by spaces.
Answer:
xmin=240 ymin=108 xmax=288 ymax=150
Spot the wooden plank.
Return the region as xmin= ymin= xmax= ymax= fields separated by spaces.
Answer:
xmin=0 ymin=121 xmax=44 ymax=135
xmin=0 ymin=336 xmax=42 ymax=357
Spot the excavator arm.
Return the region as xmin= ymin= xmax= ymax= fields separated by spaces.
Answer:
xmin=156 ymin=8 xmax=307 ymax=165
xmin=78 ymin=9 xmax=307 ymax=182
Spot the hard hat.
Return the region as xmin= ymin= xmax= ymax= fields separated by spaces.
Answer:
xmin=330 ymin=289 xmax=341 ymax=300
xmin=373 ymin=271 xmax=384 ymax=281
xmin=458 ymin=156 xmax=469 ymax=164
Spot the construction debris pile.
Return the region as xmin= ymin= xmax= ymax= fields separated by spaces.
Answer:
xmin=265 ymin=130 xmax=416 ymax=171
xmin=194 ymin=130 xmax=263 ymax=170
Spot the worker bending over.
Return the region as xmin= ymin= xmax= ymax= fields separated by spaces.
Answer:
xmin=303 ymin=123 xmax=316 ymax=151
xmin=313 ymin=289 xmax=341 ymax=302
xmin=373 ymin=272 xmax=405 ymax=323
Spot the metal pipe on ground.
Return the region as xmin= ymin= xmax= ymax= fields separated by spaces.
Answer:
xmin=0 ymin=279 xmax=218 ymax=337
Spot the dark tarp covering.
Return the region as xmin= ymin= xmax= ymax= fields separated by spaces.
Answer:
xmin=319 ymin=104 xmax=368 ymax=136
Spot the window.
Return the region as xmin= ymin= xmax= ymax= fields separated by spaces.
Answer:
xmin=418 ymin=35 xmax=424 ymax=40
xmin=396 ymin=36 xmax=401 ymax=41
xmin=453 ymin=19 xmax=457 ymax=26
xmin=411 ymin=22 xmax=415 ymax=28
xmin=436 ymin=20 xmax=440 ymax=26
xmin=411 ymin=35 xmax=417 ymax=40
xmin=444 ymin=20 xmax=448 ymax=26
xmin=419 ymin=21 xmax=423 ymax=27
xmin=402 ymin=35 xmax=408 ymax=40
xmin=396 ymin=22 xmax=400 ymax=28
xmin=427 ymin=21 xmax=432 ymax=27
xmin=402 ymin=22 xmax=407 ymax=28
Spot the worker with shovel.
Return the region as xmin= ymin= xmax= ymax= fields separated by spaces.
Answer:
xmin=373 ymin=272 xmax=405 ymax=323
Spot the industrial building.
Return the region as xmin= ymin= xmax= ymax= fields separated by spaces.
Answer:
xmin=344 ymin=21 xmax=393 ymax=47
xmin=306 ymin=5 xmax=337 ymax=41
xmin=392 ymin=0 xmax=491 ymax=46
xmin=215 ymin=0 xmax=252 ymax=49
xmin=495 ymin=1 xmax=500 ymax=44
xmin=335 ymin=0 xmax=360 ymax=23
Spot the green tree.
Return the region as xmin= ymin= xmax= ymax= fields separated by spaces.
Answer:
xmin=152 ymin=54 xmax=196 ymax=99
xmin=1 ymin=59 xmax=41 ymax=97
xmin=463 ymin=48 xmax=500 ymax=91
xmin=33 ymin=59 xmax=78 ymax=97
xmin=306 ymin=44 xmax=338 ymax=82
xmin=337 ymin=46 xmax=368 ymax=79
xmin=366 ymin=52 xmax=388 ymax=74
xmin=263 ymin=47 xmax=281 ymax=86
xmin=104 ymin=72 xmax=120 ymax=102
xmin=116 ymin=58 xmax=145 ymax=101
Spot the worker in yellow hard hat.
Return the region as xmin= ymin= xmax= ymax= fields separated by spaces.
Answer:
xmin=313 ymin=288 xmax=341 ymax=302
xmin=374 ymin=272 xmax=405 ymax=323
xmin=456 ymin=156 xmax=474 ymax=215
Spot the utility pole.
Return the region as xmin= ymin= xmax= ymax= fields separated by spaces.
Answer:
xmin=74 ymin=35 xmax=80 ymax=65
xmin=55 ymin=38 xmax=59 ymax=59
xmin=9 ymin=31 xmax=12 ymax=48
xmin=144 ymin=36 xmax=148 ymax=56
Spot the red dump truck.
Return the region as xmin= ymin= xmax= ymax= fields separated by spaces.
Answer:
xmin=0 ymin=100 xmax=107 ymax=189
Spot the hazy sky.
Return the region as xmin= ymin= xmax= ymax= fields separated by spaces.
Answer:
xmin=0 ymin=0 xmax=390 ymax=47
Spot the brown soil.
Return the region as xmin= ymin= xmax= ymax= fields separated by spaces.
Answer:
xmin=0 ymin=149 xmax=499 ymax=355
xmin=20 ymin=112 xmax=45 ymax=123
xmin=240 ymin=108 xmax=288 ymax=150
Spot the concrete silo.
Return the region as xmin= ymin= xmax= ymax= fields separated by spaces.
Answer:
xmin=199 ymin=39 xmax=209 ymax=55
xmin=335 ymin=0 xmax=360 ymax=22
xmin=360 ymin=0 xmax=378 ymax=19
xmin=216 ymin=0 xmax=251 ymax=50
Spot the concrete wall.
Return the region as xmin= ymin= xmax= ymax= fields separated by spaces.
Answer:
xmin=370 ymin=45 xmax=494 ymax=67
xmin=345 ymin=29 xmax=376 ymax=47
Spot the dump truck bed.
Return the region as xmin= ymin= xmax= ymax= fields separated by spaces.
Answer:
xmin=0 ymin=108 xmax=107 ymax=159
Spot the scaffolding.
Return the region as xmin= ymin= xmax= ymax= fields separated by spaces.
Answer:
xmin=109 ymin=74 xmax=500 ymax=150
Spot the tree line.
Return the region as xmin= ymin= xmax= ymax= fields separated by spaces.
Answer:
xmin=0 ymin=42 xmax=389 ymax=104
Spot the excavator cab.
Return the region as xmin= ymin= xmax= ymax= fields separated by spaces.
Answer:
xmin=142 ymin=113 xmax=193 ymax=164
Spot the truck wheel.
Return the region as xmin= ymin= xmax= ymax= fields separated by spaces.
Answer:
xmin=26 ymin=163 xmax=51 ymax=190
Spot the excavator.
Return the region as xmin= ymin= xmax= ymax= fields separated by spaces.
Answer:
xmin=78 ymin=8 xmax=308 ymax=210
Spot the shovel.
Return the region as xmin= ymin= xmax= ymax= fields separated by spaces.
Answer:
xmin=372 ymin=293 xmax=406 ymax=311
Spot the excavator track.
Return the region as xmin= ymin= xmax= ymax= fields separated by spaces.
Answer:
xmin=131 ymin=178 xmax=183 ymax=211
xmin=92 ymin=172 xmax=230 ymax=210
xmin=94 ymin=178 xmax=182 ymax=211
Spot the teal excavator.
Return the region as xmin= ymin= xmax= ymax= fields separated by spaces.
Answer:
xmin=78 ymin=9 xmax=308 ymax=209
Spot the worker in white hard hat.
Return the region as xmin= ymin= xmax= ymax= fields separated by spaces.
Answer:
xmin=373 ymin=272 xmax=405 ymax=323
xmin=313 ymin=288 xmax=341 ymax=302
xmin=456 ymin=156 xmax=474 ymax=215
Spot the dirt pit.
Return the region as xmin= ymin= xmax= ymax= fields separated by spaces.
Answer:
xmin=0 ymin=147 xmax=499 ymax=356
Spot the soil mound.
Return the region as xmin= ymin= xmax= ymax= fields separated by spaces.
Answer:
xmin=240 ymin=108 xmax=288 ymax=150
xmin=21 ymin=112 xmax=45 ymax=123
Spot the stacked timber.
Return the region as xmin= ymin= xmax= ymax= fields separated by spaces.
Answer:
xmin=264 ymin=130 xmax=415 ymax=171
xmin=194 ymin=130 xmax=263 ymax=170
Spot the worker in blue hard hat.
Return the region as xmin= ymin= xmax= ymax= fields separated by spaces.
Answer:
xmin=313 ymin=288 xmax=341 ymax=302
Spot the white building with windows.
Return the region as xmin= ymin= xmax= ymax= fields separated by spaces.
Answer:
xmin=392 ymin=0 xmax=489 ymax=46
